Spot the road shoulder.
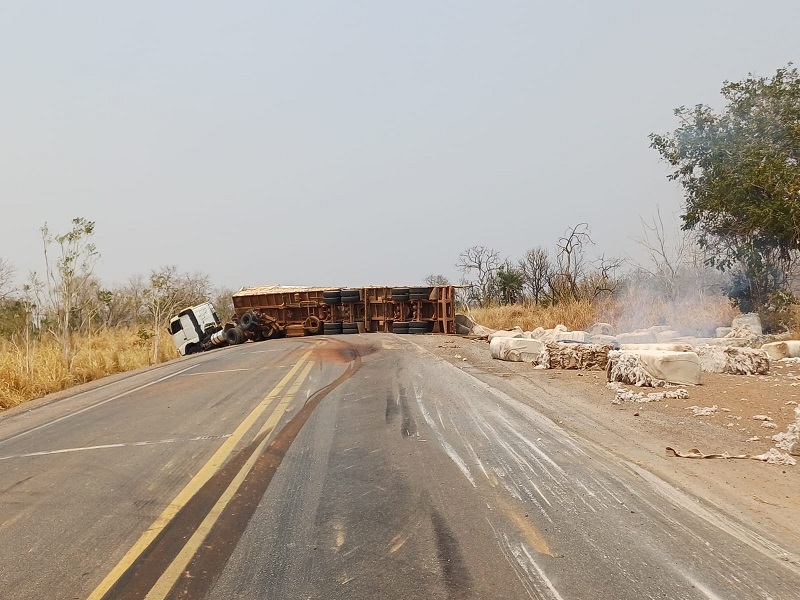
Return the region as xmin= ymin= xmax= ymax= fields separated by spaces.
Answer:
xmin=414 ymin=334 xmax=800 ymax=559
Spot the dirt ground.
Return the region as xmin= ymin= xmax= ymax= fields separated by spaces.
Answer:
xmin=416 ymin=334 xmax=800 ymax=562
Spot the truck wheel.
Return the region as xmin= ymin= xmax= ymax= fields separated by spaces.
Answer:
xmin=340 ymin=290 xmax=360 ymax=303
xmin=323 ymin=322 xmax=343 ymax=335
xmin=240 ymin=312 xmax=258 ymax=331
xmin=225 ymin=327 xmax=245 ymax=345
xmin=392 ymin=321 xmax=410 ymax=334
xmin=185 ymin=343 xmax=199 ymax=355
xmin=303 ymin=315 xmax=322 ymax=335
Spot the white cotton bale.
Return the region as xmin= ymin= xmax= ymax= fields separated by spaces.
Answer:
xmin=590 ymin=334 xmax=618 ymax=346
xmin=674 ymin=336 xmax=749 ymax=347
xmin=620 ymin=343 xmax=694 ymax=352
xmin=586 ymin=322 xmax=615 ymax=336
xmin=539 ymin=324 xmax=568 ymax=343
xmin=489 ymin=337 xmax=546 ymax=363
xmin=761 ymin=340 xmax=800 ymax=360
xmin=772 ymin=406 xmax=800 ymax=456
xmin=487 ymin=327 xmax=524 ymax=342
xmin=727 ymin=313 xmax=762 ymax=338
xmin=545 ymin=343 xmax=612 ymax=370
xmin=556 ymin=331 xmax=590 ymax=343
xmin=694 ymin=345 xmax=770 ymax=375
xmin=617 ymin=331 xmax=658 ymax=345
xmin=608 ymin=350 xmax=702 ymax=386
xmin=648 ymin=325 xmax=673 ymax=333
xmin=655 ymin=330 xmax=681 ymax=342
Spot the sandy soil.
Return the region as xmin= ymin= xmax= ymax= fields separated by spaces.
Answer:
xmin=415 ymin=334 xmax=800 ymax=561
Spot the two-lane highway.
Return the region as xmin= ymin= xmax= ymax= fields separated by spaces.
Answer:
xmin=1 ymin=334 xmax=799 ymax=599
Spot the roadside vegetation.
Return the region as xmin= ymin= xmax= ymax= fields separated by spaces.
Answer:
xmin=0 ymin=219 xmax=234 ymax=409
xmin=2 ymin=65 xmax=800 ymax=410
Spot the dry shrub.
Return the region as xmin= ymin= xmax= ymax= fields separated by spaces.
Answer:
xmin=466 ymin=293 xmax=738 ymax=336
xmin=0 ymin=329 xmax=179 ymax=410
xmin=467 ymin=300 xmax=600 ymax=332
xmin=606 ymin=288 xmax=738 ymax=336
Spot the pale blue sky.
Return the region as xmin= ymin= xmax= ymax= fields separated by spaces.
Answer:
xmin=2 ymin=1 xmax=798 ymax=289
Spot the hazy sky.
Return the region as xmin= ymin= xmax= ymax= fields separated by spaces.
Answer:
xmin=2 ymin=1 xmax=798 ymax=290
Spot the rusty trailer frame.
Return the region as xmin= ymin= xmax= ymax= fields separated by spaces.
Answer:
xmin=231 ymin=285 xmax=456 ymax=338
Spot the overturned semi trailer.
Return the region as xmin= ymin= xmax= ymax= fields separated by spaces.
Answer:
xmin=231 ymin=285 xmax=456 ymax=339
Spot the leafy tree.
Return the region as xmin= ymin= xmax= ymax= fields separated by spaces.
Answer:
xmin=496 ymin=262 xmax=524 ymax=305
xmin=650 ymin=64 xmax=800 ymax=312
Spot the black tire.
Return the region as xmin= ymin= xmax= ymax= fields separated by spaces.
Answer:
xmin=340 ymin=290 xmax=360 ymax=303
xmin=409 ymin=287 xmax=432 ymax=295
xmin=185 ymin=343 xmax=199 ymax=355
xmin=323 ymin=323 xmax=343 ymax=335
xmin=225 ymin=327 xmax=245 ymax=345
xmin=259 ymin=327 xmax=276 ymax=341
xmin=409 ymin=294 xmax=428 ymax=301
xmin=392 ymin=321 xmax=410 ymax=334
xmin=392 ymin=287 xmax=410 ymax=295
xmin=393 ymin=328 xmax=409 ymax=335
xmin=391 ymin=295 xmax=409 ymax=303
xmin=240 ymin=312 xmax=258 ymax=331
xmin=323 ymin=296 xmax=341 ymax=305
xmin=323 ymin=290 xmax=342 ymax=298
xmin=342 ymin=324 xmax=359 ymax=334
xmin=409 ymin=327 xmax=427 ymax=335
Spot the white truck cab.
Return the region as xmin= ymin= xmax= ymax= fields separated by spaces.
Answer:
xmin=169 ymin=302 xmax=221 ymax=355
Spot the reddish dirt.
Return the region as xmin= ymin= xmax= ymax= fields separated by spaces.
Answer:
xmin=416 ymin=335 xmax=800 ymax=559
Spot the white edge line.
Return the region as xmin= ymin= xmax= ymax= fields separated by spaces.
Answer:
xmin=0 ymin=364 xmax=198 ymax=445
xmin=0 ymin=434 xmax=232 ymax=461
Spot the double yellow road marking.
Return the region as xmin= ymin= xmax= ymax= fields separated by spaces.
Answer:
xmin=88 ymin=349 xmax=316 ymax=600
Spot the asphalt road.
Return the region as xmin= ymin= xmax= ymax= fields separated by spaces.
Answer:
xmin=0 ymin=334 xmax=798 ymax=599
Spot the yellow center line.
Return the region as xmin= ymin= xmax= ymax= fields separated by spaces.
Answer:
xmin=144 ymin=360 xmax=316 ymax=599
xmin=87 ymin=348 xmax=315 ymax=600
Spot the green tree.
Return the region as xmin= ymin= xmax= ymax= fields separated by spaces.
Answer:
xmin=496 ymin=262 xmax=523 ymax=305
xmin=649 ymin=64 xmax=800 ymax=313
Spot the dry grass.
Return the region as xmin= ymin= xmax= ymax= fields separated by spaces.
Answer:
xmin=0 ymin=329 xmax=178 ymax=410
xmin=466 ymin=300 xmax=601 ymax=332
xmin=467 ymin=293 xmax=739 ymax=336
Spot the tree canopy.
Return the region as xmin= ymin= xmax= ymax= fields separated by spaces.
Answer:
xmin=650 ymin=64 xmax=800 ymax=310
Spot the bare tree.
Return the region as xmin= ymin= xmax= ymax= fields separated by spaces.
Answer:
xmin=578 ymin=255 xmax=624 ymax=301
xmin=553 ymin=223 xmax=593 ymax=302
xmin=456 ymin=246 xmax=501 ymax=307
xmin=518 ymin=247 xmax=551 ymax=305
xmin=211 ymin=286 xmax=235 ymax=323
xmin=632 ymin=207 xmax=725 ymax=301
xmin=144 ymin=267 xmax=211 ymax=363
xmin=424 ymin=274 xmax=451 ymax=287
xmin=32 ymin=218 xmax=99 ymax=364
xmin=0 ymin=257 xmax=14 ymax=300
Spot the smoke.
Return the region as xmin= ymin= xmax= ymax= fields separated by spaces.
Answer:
xmin=600 ymin=267 xmax=737 ymax=336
